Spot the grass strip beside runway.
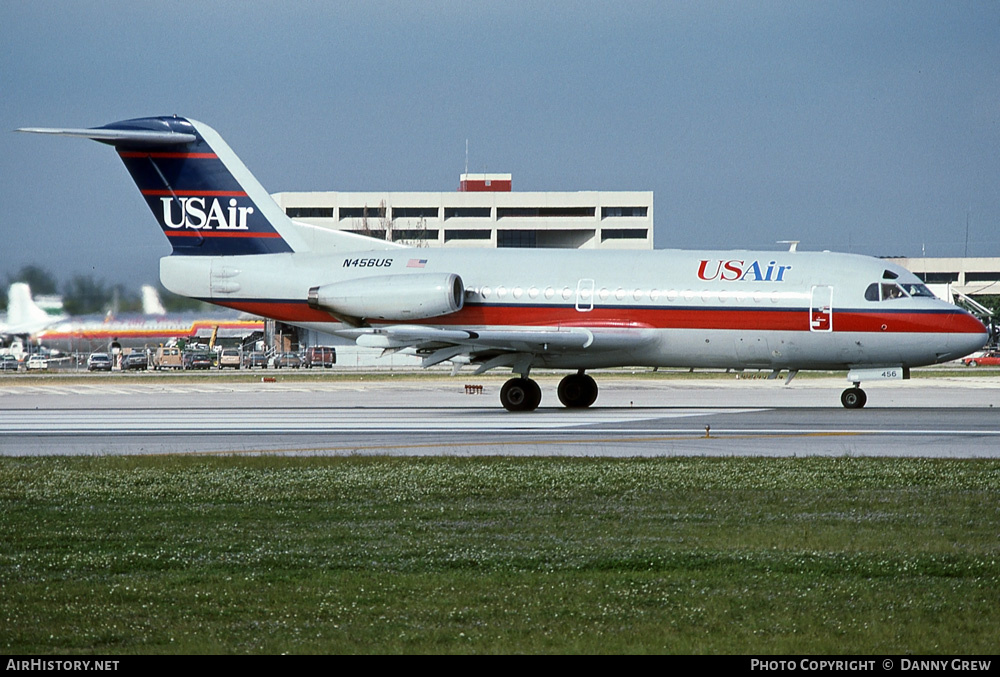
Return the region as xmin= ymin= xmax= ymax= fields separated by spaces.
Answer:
xmin=1 ymin=456 xmax=998 ymax=654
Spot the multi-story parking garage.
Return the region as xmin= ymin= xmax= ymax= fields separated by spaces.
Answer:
xmin=885 ymin=257 xmax=1000 ymax=299
xmin=272 ymin=173 xmax=654 ymax=251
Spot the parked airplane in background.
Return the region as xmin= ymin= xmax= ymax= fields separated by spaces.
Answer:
xmin=31 ymin=313 xmax=263 ymax=356
xmin=19 ymin=117 xmax=988 ymax=410
xmin=0 ymin=283 xmax=67 ymax=337
xmin=1 ymin=281 xmax=261 ymax=356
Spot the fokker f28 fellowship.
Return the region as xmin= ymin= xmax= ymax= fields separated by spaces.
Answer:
xmin=19 ymin=117 xmax=988 ymax=410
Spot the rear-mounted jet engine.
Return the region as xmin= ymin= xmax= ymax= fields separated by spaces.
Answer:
xmin=308 ymin=273 xmax=464 ymax=321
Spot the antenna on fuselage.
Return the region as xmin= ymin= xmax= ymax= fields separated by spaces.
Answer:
xmin=777 ymin=240 xmax=799 ymax=252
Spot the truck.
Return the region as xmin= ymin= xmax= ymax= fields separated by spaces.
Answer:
xmin=152 ymin=346 xmax=183 ymax=370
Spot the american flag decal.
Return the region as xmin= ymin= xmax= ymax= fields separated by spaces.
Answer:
xmin=407 ymin=259 xmax=428 ymax=268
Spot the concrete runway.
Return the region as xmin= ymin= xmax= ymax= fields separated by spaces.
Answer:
xmin=1 ymin=374 xmax=998 ymax=457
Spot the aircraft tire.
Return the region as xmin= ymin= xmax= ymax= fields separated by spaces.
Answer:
xmin=840 ymin=387 xmax=867 ymax=409
xmin=557 ymin=373 xmax=599 ymax=408
xmin=500 ymin=377 xmax=541 ymax=412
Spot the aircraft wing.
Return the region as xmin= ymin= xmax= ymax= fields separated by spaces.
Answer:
xmin=355 ymin=324 xmax=593 ymax=350
xmin=343 ymin=324 xmax=651 ymax=373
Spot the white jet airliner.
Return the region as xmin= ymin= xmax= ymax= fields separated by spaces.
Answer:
xmin=18 ymin=117 xmax=988 ymax=410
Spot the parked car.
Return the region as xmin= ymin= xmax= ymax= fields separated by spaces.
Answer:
xmin=87 ymin=352 xmax=113 ymax=372
xmin=303 ymin=346 xmax=336 ymax=368
xmin=217 ymin=348 xmax=241 ymax=369
xmin=122 ymin=352 xmax=149 ymax=371
xmin=182 ymin=351 xmax=213 ymax=370
xmin=26 ymin=355 xmax=49 ymax=371
xmin=273 ymin=352 xmax=302 ymax=369
xmin=963 ymin=351 xmax=1000 ymax=367
xmin=153 ymin=346 xmax=183 ymax=370
xmin=0 ymin=355 xmax=19 ymax=372
xmin=242 ymin=351 xmax=268 ymax=369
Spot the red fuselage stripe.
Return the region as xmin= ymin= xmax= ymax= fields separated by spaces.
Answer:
xmin=165 ymin=231 xmax=283 ymax=239
xmin=209 ymin=301 xmax=985 ymax=335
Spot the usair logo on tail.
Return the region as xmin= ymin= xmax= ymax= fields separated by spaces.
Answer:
xmin=160 ymin=197 xmax=255 ymax=230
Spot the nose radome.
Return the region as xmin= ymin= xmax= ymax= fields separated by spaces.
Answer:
xmin=940 ymin=316 xmax=989 ymax=363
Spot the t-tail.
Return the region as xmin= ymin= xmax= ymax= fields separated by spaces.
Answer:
xmin=18 ymin=116 xmax=297 ymax=256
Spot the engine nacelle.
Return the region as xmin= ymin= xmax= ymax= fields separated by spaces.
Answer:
xmin=308 ymin=273 xmax=464 ymax=321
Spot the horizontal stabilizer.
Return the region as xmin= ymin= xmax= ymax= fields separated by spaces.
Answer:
xmin=16 ymin=126 xmax=196 ymax=146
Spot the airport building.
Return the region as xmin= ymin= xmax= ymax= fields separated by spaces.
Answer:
xmin=884 ymin=257 xmax=1000 ymax=299
xmin=272 ymin=173 xmax=654 ymax=251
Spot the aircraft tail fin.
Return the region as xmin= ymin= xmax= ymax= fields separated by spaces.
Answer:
xmin=18 ymin=117 xmax=302 ymax=256
xmin=7 ymin=283 xmax=52 ymax=327
xmin=141 ymin=285 xmax=167 ymax=316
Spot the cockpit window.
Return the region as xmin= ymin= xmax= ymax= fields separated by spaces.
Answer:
xmin=867 ymin=270 xmax=917 ymax=301
xmin=881 ymin=282 xmax=907 ymax=300
xmin=866 ymin=282 xmax=908 ymax=301
xmin=867 ymin=278 xmax=937 ymax=301
xmin=899 ymin=282 xmax=935 ymax=298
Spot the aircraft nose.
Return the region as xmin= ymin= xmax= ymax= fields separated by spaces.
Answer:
xmin=941 ymin=314 xmax=989 ymax=363
xmin=961 ymin=329 xmax=990 ymax=354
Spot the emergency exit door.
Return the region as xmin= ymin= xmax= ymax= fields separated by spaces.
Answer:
xmin=810 ymin=285 xmax=833 ymax=332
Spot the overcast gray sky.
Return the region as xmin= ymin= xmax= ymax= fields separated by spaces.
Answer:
xmin=2 ymin=0 xmax=998 ymax=290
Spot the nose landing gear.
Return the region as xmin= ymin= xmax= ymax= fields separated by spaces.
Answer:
xmin=840 ymin=384 xmax=867 ymax=409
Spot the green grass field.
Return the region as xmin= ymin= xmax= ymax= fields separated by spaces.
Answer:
xmin=1 ymin=456 xmax=997 ymax=654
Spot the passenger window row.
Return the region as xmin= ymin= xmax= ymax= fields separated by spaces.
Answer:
xmin=468 ymin=286 xmax=794 ymax=304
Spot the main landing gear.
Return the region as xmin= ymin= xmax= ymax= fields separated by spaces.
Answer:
xmin=557 ymin=371 xmax=599 ymax=408
xmin=499 ymin=377 xmax=542 ymax=412
xmin=499 ymin=370 xmax=600 ymax=412
xmin=840 ymin=383 xmax=868 ymax=409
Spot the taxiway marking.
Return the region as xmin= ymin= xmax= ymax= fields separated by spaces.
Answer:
xmin=0 ymin=407 xmax=764 ymax=434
